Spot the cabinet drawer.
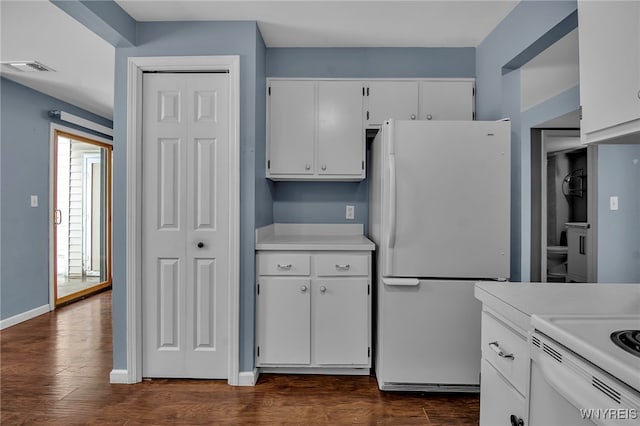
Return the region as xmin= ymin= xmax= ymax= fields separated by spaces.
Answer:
xmin=480 ymin=359 xmax=526 ymax=426
xmin=481 ymin=311 xmax=528 ymax=394
xmin=315 ymin=254 xmax=368 ymax=276
xmin=258 ymin=253 xmax=310 ymax=276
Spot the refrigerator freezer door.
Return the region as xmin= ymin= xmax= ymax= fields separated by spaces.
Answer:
xmin=383 ymin=121 xmax=510 ymax=279
xmin=376 ymin=279 xmax=482 ymax=388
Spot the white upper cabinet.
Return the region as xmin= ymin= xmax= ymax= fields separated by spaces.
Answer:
xmin=267 ymin=79 xmax=365 ymax=181
xmin=317 ymin=81 xmax=365 ymax=177
xmin=266 ymin=78 xmax=475 ymax=181
xmin=420 ymin=80 xmax=475 ymax=121
xmin=578 ymin=0 xmax=640 ymax=144
xmin=268 ymin=80 xmax=315 ymax=175
xmin=366 ymin=81 xmax=419 ymax=125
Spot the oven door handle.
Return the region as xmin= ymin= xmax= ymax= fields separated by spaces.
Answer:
xmin=536 ymin=354 xmax=623 ymax=426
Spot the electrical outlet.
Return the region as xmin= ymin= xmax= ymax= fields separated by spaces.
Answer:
xmin=30 ymin=195 xmax=38 ymax=207
xmin=346 ymin=205 xmax=355 ymax=220
xmin=610 ymin=196 xmax=619 ymax=211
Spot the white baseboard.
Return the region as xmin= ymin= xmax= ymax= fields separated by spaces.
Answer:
xmin=238 ymin=369 xmax=259 ymax=386
xmin=109 ymin=369 xmax=130 ymax=384
xmin=0 ymin=304 xmax=51 ymax=330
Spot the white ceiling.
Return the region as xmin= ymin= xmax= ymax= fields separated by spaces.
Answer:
xmin=0 ymin=1 xmax=520 ymax=120
xmin=116 ymin=0 xmax=519 ymax=48
xmin=0 ymin=1 xmax=115 ymax=119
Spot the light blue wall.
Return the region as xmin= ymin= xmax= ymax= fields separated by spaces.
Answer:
xmin=267 ymin=48 xmax=475 ymax=78
xmin=266 ymin=47 xmax=476 ymax=231
xmin=598 ymin=145 xmax=640 ymax=283
xmin=251 ymin=26 xmax=273 ymax=368
xmin=0 ymin=77 xmax=112 ymax=320
xmin=475 ymin=0 xmax=578 ymax=281
xmin=113 ymin=21 xmax=264 ymax=371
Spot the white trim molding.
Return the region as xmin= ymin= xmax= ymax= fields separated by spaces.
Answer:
xmin=109 ymin=369 xmax=130 ymax=384
xmin=126 ymin=56 xmax=241 ymax=385
xmin=0 ymin=304 xmax=50 ymax=330
xmin=238 ymin=369 xmax=260 ymax=386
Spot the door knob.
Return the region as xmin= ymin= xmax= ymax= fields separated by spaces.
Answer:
xmin=197 ymin=242 xmax=204 ymax=248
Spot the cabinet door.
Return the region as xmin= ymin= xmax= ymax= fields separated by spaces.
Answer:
xmin=566 ymin=228 xmax=587 ymax=282
xmin=317 ymin=81 xmax=365 ymax=177
xmin=420 ymin=80 xmax=474 ymax=121
xmin=578 ymin=1 xmax=640 ymax=136
xmin=367 ymin=81 xmax=419 ymax=125
xmin=312 ymin=279 xmax=369 ymax=365
xmin=479 ymin=359 xmax=526 ymax=426
xmin=268 ymin=80 xmax=315 ymax=175
xmin=256 ymin=277 xmax=310 ymax=365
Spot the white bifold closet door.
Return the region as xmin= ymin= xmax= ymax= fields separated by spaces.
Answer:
xmin=142 ymin=72 xmax=229 ymax=378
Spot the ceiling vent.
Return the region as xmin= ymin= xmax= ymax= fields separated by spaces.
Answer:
xmin=1 ymin=61 xmax=55 ymax=72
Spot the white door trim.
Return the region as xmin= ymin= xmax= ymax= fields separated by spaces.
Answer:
xmin=124 ymin=56 xmax=241 ymax=385
xmin=49 ymin=123 xmax=113 ymax=312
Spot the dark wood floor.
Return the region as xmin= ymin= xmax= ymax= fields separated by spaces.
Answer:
xmin=1 ymin=291 xmax=479 ymax=425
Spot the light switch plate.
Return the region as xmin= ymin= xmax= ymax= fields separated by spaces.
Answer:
xmin=610 ymin=196 xmax=619 ymax=211
xmin=346 ymin=205 xmax=355 ymax=220
xmin=30 ymin=195 xmax=38 ymax=207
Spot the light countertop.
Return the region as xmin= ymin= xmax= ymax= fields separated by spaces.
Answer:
xmin=475 ymin=282 xmax=640 ymax=331
xmin=256 ymin=223 xmax=375 ymax=251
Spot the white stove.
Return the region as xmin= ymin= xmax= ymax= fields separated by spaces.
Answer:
xmin=529 ymin=314 xmax=640 ymax=425
xmin=532 ymin=315 xmax=640 ymax=391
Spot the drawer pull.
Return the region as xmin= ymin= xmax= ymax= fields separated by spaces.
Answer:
xmin=277 ymin=264 xmax=292 ymax=270
xmin=489 ymin=341 xmax=515 ymax=360
xmin=335 ymin=264 xmax=351 ymax=271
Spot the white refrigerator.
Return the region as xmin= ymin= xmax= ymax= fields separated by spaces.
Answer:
xmin=369 ymin=119 xmax=511 ymax=391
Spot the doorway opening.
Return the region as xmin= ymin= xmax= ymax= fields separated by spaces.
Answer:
xmin=531 ymin=127 xmax=598 ymax=283
xmin=53 ymin=129 xmax=112 ymax=305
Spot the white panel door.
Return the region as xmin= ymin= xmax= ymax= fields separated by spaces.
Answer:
xmin=142 ymin=72 xmax=229 ymax=378
xmin=317 ymin=81 xmax=364 ymax=176
xmin=312 ymin=279 xmax=368 ymax=365
xmin=256 ymin=277 xmax=311 ymax=365
xmin=420 ymin=80 xmax=474 ymax=121
xmin=268 ymin=80 xmax=315 ymax=175
xmin=367 ymin=81 xmax=419 ymax=125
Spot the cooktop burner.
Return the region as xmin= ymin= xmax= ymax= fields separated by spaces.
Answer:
xmin=611 ymin=330 xmax=640 ymax=358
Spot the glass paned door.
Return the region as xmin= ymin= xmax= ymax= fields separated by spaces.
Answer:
xmin=54 ymin=131 xmax=112 ymax=305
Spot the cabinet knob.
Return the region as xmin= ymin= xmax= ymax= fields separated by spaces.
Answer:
xmin=410 ymin=114 xmax=416 ymax=120
xmin=300 ymin=285 xmax=308 ymax=293
xmin=510 ymin=414 xmax=524 ymax=426
xmin=319 ymin=286 xmax=327 ymax=294
xmin=321 ymin=164 xmax=327 ymax=171
xmin=305 ymin=163 xmax=311 ymax=170
xmin=426 ymin=114 xmax=433 ymax=120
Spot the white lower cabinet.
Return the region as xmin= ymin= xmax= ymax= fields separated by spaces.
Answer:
xmin=480 ymin=359 xmax=526 ymax=426
xmin=256 ymin=277 xmax=311 ymax=365
xmin=312 ymin=278 xmax=368 ymax=365
xmin=480 ymin=309 xmax=528 ymax=426
xmin=256 ymin=251 xmax=371 ymax=372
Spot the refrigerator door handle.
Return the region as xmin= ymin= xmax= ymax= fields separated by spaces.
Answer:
xmin=384 ymin=153 xmax=397 ymax=275
xmin=382 ymin=277 xmax=419 ymax=286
